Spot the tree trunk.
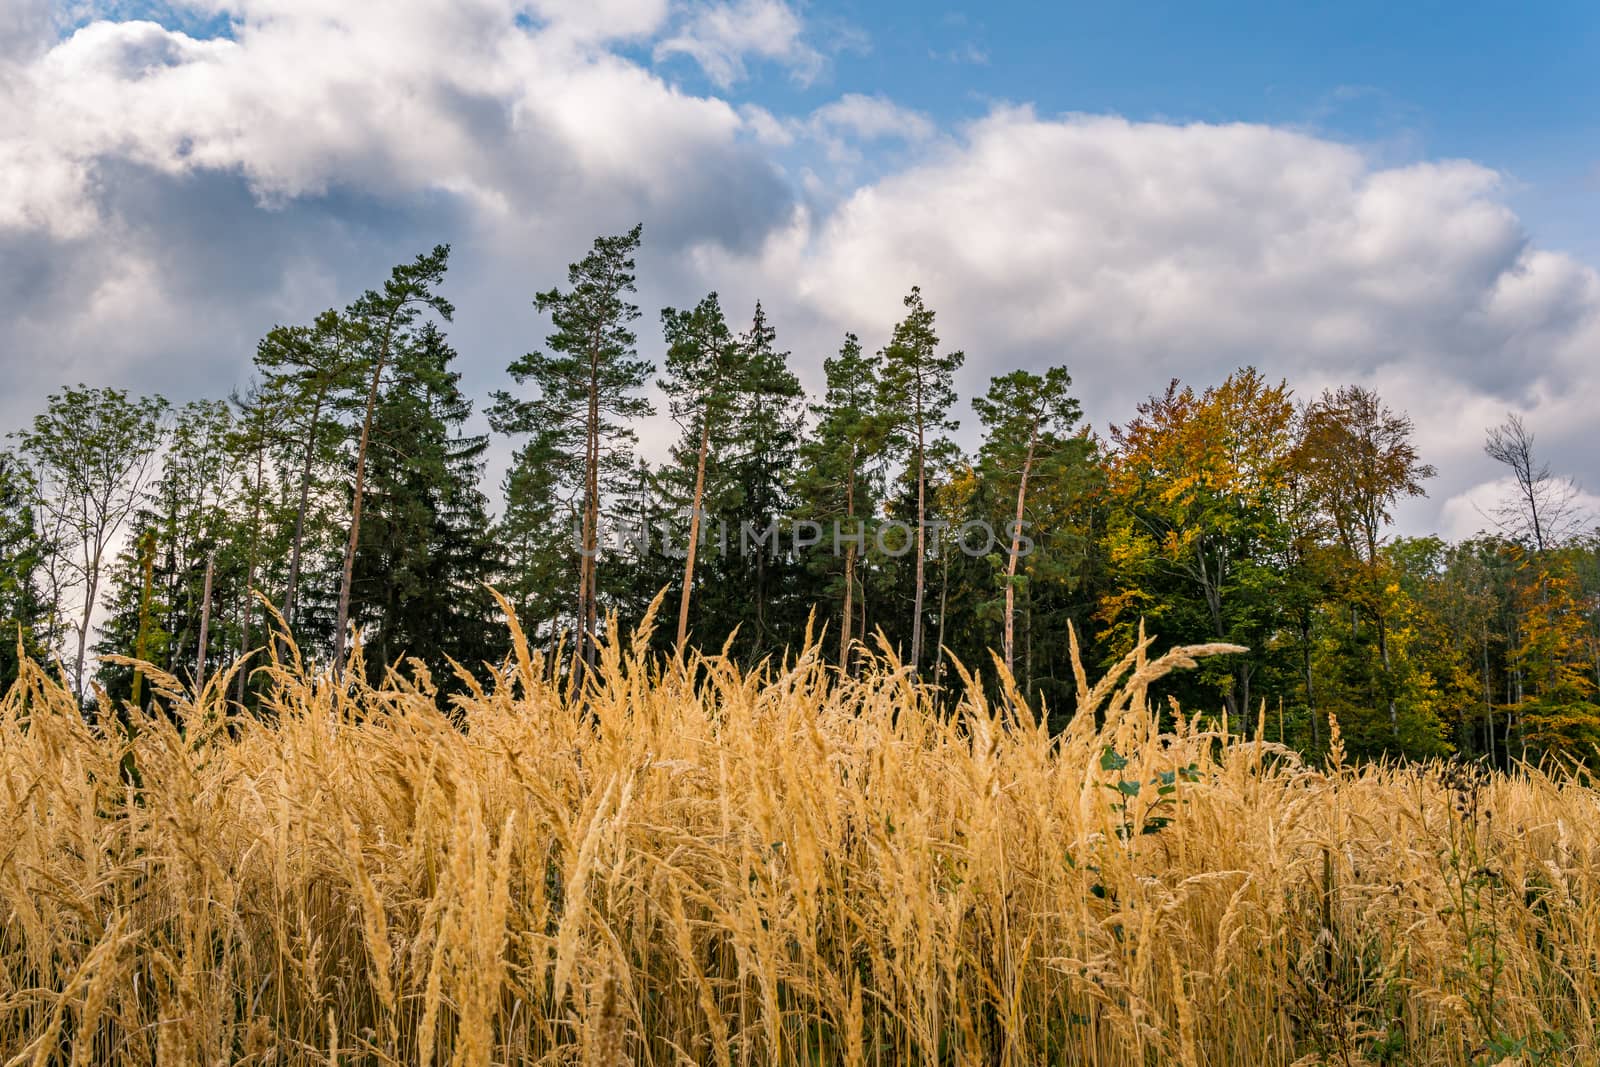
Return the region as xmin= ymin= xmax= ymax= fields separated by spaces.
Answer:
xmin=238 ymin=441 xmax=264 ymax=704
xmin=131 ymin=530 xmax=156 ymax=709
xmin=910 ymin=403 xmax=926 ymax=672
xmin=933 ymin=532 xmax=950 ymax=691
xmin=73 ymin=554 xmax=101 ymax=702
xmin=282 ymin=383 xmax=327 ymax=631
xmin=195 ymin=550 xmax=215 ymax=693
xmin=675 ymin=417 xmax=712 ymax=649
xmin=1004 ymin=424 xmax=1037 ymax=675
xmin=575 ymin=342 xmax=601 ymax=686
xmin=839 ymin=458 xmax=857 ymax=674
xmin=1303 ymin=612 xmax=1318 ymax=749
xmin=334 ymin=334 xmax=393 ymax=674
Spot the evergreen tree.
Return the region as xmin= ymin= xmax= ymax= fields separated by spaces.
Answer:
xmin=972 ymin=366 xmax=1089 ymax=679
xmin=333 ymin=247 xmax=454 ymax=672
xmin=794 ymin=333 xmax=881 ymax=670
xmin=254 ymin=309 xmax=359 ymax=644
xmin=350 ymin=323 xmax=502 ymax=686
xmin=489 ymin=226 xmax=652 ymax=683
xmin=0 ymin=453 xmax=49 ymax=691
xmin=658 ymin=292 xmax=741 ymax=650
xmin=719 ymin=302 xmax=805 ymax=658
xmin=876 ymin=287 xmax=963 ymax=673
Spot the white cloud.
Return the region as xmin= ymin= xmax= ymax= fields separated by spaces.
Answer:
xmin=809 ymin=93 xmax=935 ymax=143
xmin=699 ymin=109 xmax=1600 ymax=531
xmin=652 ymin=0 xmax=821 ymax=88
xmin=3 ymin=7 xmax=1600 ymax=540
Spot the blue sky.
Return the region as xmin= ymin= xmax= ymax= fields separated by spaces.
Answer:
xmin=4 ymin=0 xmax=1599 ymax=536
xmin=728 ymin=2 xmax=1600 ymax=255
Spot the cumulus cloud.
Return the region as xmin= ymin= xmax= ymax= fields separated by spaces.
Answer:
xmin=0 ymin=0 xmax=796 ymax=440
xmin=3 ymin=5 xmax=1599 ymax=539
xmin=702 ymin=109 xmax=1600 ymax=528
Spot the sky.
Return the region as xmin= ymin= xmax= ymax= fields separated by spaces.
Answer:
xmin=1 ymin=0 xmax=1597 ymax=539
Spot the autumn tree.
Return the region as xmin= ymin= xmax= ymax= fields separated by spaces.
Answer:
xmin=1297 ymin=385 xmax=1436 ymax=744
xmin=1100 ymin=369 xmax=1295 ymax=720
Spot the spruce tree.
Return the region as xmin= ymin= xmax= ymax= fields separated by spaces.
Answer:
xmin=351 ymin=322 xmax=501 ymax=686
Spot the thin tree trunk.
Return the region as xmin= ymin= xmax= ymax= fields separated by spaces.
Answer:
xmin=675 ymin=418 xmax=712 ymax=649
xmin=1004 ymin=424 xmax=1037 ymax=675
xmin=131 ymin=530 xmax=156 ymax=709
xmin=934 ymin=532 xmax=950 ymax=691
xmin=195 ymin=550 xmax=215 ymax=693
xmin=910 ymin=405 xmax=926 ymax=672
xmin=575 ymin=344 xmax=601 ymax=685
xmin=74 ymin=558 xmax=100 ymax=702
xmin=840 ymin=458 xmax=857 ymax=674
xmin=237 ymin=441 xmax=264 ymax=704
xmin=281 ymin=383 xmax=327 ymax=630
xmin=334 ymin=333 xmax=394 ymax=673
xmin=1303 ymin=613 xmax=1318 ymax=749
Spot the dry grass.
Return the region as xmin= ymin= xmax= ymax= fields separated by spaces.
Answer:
xmin=3 ymin=597 xmax=1599 ymax=1066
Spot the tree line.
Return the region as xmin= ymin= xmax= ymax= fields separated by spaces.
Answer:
xmin=2 ymin=226 xmax=1597 ymax=765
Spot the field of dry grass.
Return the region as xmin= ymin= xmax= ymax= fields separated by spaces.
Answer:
xmin=3 ymin=598 xmax=1599 ymax=1066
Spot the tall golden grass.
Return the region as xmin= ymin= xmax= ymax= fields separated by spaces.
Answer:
xmin=2 ymin=595 xmax=1598 ymax=1066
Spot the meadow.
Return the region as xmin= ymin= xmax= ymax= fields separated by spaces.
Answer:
xmin=2 ymin=597 xmax=1598 ymax=1066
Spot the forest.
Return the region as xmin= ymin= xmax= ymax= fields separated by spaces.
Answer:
xmin=2 ymin=225 xmax=1596 ymax=767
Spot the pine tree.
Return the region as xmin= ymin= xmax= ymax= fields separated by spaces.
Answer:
xmin=489 ymin=226 xmax=652 ymax=683
xmin=973 ymin=366 xmax=1087 ymax=679
xmin=876 ymin=287 xmax=963 ymax=673
xmin=794 ymin=333 xmax=881 ymax=670
xmin=333 ymin=247 xmax=454 ymax=673
xmin=658 ymin=292 xmax=741 ymax=649
xmin=254 ymin=309 xmax=359 ymax=643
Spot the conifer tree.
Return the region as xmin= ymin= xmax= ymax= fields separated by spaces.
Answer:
xmin=333 ymin=247 xmax=454 ymax=673
xmin=351 ymin=322 xmax=501 ymax=684
xmin=0 ymin=453 xmax=49 ymax=692
xmin=658 ymin=292 xmax=740 ymax=649
xmin=973 ymin=366 xmax=1088 ymax=677
xmin=723 ymin=302 xmax=804 ymax=655
xmin=876 ymin=287 xmax=963 ymax=673
xmin=794 ymin=333 xmax=880 ymax=670
xmin=254 ymin=309 xmax=358 ymax=639
xmin=490 ymin=226 xmax=652 ymax=683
